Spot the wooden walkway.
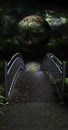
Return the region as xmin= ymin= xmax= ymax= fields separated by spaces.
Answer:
xmin=0 ymin=71 xmax=68 ymax=130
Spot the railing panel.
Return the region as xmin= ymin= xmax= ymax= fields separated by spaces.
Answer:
xmin=42 ymin=53 xmax=65 ymax=101
xmin=5 ymin=53 xmax=25 ymax=97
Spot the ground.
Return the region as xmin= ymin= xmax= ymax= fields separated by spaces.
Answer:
xmin=0 ymin=70 xmax=68 ymax=130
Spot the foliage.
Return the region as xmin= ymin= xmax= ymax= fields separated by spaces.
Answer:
xmin=0 ymin=95 xmax=5 ymax=115
xmin=64 ymin=78 xmax=68 ymax=85
xmin=0 ymin=85 xmax=5 ymax=115
xmin=64 ymin=78 xmax=68 ymax=98
xmin=0 ymin=15 xmax=16 ymax=38
xmin=0 ymin=4 xmax=68 ymax=61
xmin=47 ymin=34 xmax=68 ymax=59
xmin=31 ymin=66 xmax=35 ymax=72
xmin=0 ymin=57 xmax=5 ymax=115
xmin=0 ymin=61 xmax=5 ymax=115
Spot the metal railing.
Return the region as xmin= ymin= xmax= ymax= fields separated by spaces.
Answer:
xmin=42 ymin=53 xmax=65 ymax=101
xmin=5 ymin=53 xmax=25 ymax=97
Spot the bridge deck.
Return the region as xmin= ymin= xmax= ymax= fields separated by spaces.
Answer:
xmin=9 ymin=71 xmax=54 ymax=103
xmin=0 ymin=71 xmax=68 ymax=130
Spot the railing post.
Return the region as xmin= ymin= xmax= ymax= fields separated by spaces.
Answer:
xmin=5 ymin=62 xmax=8 ymax=98
xmin=61 ymin=61 xmax=65 ymax=102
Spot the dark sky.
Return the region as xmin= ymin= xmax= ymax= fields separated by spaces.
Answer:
xmin=0 ymin=0 xmax=68 ymax=9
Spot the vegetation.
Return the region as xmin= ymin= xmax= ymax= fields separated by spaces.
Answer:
xmin=64 ymin=78 xmax=68 ymax=99
xmin=31 ymin=66 xmax=35 ymax=72
xmin=0 ymin=60 xmax=5 ymax=115
xmin=0 ymin=85 xmax=5 ymax=115
xmin=0 ymin=95 xmax=5 ymax=115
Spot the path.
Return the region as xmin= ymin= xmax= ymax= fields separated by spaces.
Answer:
xmin=9 ymin=71 xmax=54 ymax=103
xmin=0 ymin=71 xmax=68 ymax=130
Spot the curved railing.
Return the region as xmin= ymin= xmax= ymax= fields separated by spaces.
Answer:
xmin=42 ymin=53 xmax=65 ymax=101
xmin=5 ymin=53 xmax=25 ymax=97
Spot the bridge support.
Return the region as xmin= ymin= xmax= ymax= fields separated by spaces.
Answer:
xmin=5 ymin=62 xmax=8 ymax=98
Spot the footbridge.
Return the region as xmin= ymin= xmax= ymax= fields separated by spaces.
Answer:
xmin=1 ymin=52 xmax=68 ymax=130
xmin=5 ymin=52 xmax=65 ymax=102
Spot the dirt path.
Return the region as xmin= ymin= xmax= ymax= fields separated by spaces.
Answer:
xmin=0 ymin=71 xmax=68 ymax=130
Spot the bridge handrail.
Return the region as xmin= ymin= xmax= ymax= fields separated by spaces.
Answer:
xmin=5 ymin=53 xmax=25 ymax=98
xmin=47 ymin=55 xmax=62 ymax=74
xmin=42 ymin=53 xmax=65 ymax=101
xmin=7 ymin=53 xmax=22 ymax=67
xmin=46 ymin=53 xmax=62 ymax=69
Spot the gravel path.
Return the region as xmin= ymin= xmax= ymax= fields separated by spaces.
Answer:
xmin=0 ymin=71 xmax=68 ymax=130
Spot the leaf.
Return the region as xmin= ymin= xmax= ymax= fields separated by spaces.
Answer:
xmin=0 ymin=102 xmax=5 ymax=106
xmin=0 ymin=95 xmax=5 ymax=99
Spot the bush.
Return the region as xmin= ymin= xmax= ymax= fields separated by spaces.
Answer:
xmin=64 ymin=78 xmax=68 ymax=99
